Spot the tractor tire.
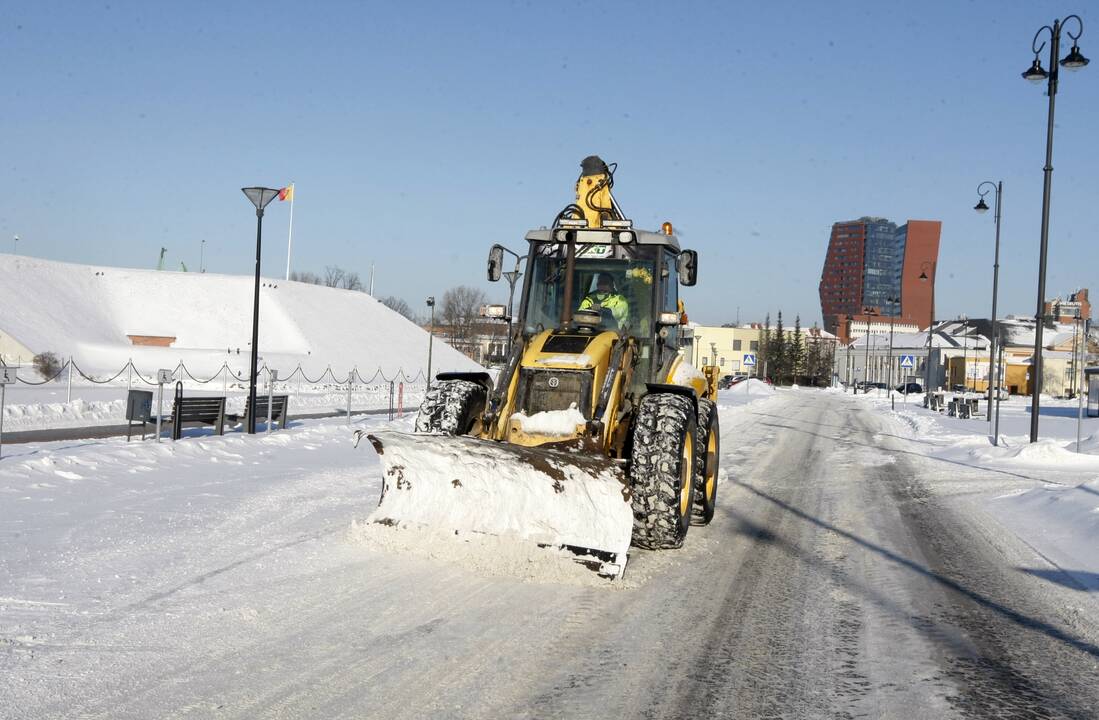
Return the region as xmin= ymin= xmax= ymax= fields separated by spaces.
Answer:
xmin=693 ymin=398 xmax=719 ymax=525
xmin=414 ymin=379 xmax=485 ymax=436
xmin=628 ymin=393 xmax=697 ymax=550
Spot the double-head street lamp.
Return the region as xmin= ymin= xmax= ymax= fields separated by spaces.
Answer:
xmin=1021 ymin=15 xmax=1088 ymax=443
xmin=974 ymin=180 xmax=1004 ymax=444
xmin=241 ymin=187 xmax=281 ymax=434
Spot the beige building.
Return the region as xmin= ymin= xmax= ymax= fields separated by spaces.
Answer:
xmin=686 ymin=324 xmax=838 ymax=375
xmin=685 ymin=326 xmax=762 ymax=373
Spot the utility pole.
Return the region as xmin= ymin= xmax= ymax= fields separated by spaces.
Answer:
xmin=426 ymin=296 xmax=436 ymax=385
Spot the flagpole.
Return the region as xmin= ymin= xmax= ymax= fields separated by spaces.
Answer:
xmin=284 ymin=182 xmax=295 ymax=281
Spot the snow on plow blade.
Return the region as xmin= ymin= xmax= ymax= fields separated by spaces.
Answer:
xmin=364 ymin=431 xmax=634 ymax=577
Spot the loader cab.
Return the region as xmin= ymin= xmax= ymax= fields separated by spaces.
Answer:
xmin=514 ymin=227 xmax=693 ymax=391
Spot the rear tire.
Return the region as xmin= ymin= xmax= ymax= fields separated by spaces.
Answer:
xmin=628 ymin=393 xmax=697 ymax=550
xmin=693 ymin=398 xmax=719 ymax=525
xmin=414 ymin=379 xmax=485 ymax=436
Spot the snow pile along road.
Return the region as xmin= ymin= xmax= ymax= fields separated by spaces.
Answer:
xmin=858 ymin=389 xmax=1099 ymax=596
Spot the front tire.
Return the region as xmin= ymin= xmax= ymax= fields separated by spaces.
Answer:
xmin=628 ymin=393 xmax=697 ymax=549
xmin=693 ymin=398 xmax=719 ymax=525
xmin=414 ymin=379 xmax=485 ymax=436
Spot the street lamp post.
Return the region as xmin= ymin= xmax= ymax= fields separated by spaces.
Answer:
xmin=883 ymin=295 xmax=900 ymax=408
xmin=920 ymin=262 xmax=937 ymax=403
xmin=200 ymin=239 xmax=206 ymax=274
xmin=1021 ymin=15 xmax=1089 ymax=443
xmin=861 ymin=310 xmax=876 ymax=394
xmin=959 ymin=325 xmax=972 ymax=381
xmin=974 ymin=180 xmax=1003 ymax=443
xmin=241 ymin=187 xmax=281 ymax=434
xmin=426 ymin=296 xmax=436 ymax=385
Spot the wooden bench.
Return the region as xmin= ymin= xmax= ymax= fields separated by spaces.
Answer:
xmin=241 ymin=394 xmax=289 ymax=430
xmin=170 ymin=396 xmax=227 ymax=440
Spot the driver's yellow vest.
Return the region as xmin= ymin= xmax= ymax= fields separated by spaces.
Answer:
xmin=579 ymin=292 xmax=628 ymax=325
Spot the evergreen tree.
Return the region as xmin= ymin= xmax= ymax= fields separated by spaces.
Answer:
xmin=791 ymin=314 xmax=804 ymax=383
xmin=772 ymin=311 xmax=786 ymax=384
xmin=806 ymin=332 xmax=822 ymax=385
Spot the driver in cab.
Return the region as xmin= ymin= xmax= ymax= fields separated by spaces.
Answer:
xmin=579 ymin=272 xmax=628 ymax=328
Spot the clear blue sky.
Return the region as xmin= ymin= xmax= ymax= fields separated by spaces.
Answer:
xmin=3 ymin=1 xmax=1096 ymax=327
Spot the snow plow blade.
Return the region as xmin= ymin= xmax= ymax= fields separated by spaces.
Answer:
xmin=363 ymin=431 xmax=634 ymax=578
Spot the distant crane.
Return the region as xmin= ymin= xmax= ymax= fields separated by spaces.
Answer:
xmin=156 ymin=247 xmax=167 ymax=271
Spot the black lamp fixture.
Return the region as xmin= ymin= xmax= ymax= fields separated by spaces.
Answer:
xmin=1022 ymin=57 xmax=1049 ymax=83
xmin=1061 ymin=42 xmax=1090 ymax=70
xmin=973 ymin=196 xmax=990 ymax=214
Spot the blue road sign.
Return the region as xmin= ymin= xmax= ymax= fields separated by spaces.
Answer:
xmin=743 ymin=353 xmax=757 ymax=367
xmin=899 ymin=354 xmax=916 ymax=369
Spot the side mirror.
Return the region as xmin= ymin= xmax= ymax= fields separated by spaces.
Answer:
xmin=487 ymin=245 xmax=504 ymax=282
xmin=677 ymin=249 xmax=698 ymax=286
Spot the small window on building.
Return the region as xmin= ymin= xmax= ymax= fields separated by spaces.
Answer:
xmin=750 ymin=341 xmax=759 ymax=351
xmin=733 ymin=339 xmax=742 ymax=351
xmin=720 ymin=357 xmax=726 ymax=367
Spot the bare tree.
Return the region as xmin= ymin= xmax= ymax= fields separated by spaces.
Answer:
xmin=441 ymin=285 xmax=487 ymax=344
xmin=33 ymin=351 xmax=62 ymax=380
xmin=323 ymin=266 xmax=345 ymax=288
xmin=381 ymin=296 xmax=415 ymax=320
xmin=340 ymin=272 xmax=363 ymax=291
xmin=289 ymin=270 xmax=322 ymax=285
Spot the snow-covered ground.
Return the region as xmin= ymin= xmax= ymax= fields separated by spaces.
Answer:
xmin=853 ymin=388 xmax=1099 ymax=593
xmin=0 ymin=380 xmax=780 ymax=717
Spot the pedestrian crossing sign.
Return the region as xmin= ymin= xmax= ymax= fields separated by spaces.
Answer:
xmin=743 ymin=353 xmax=757 ymax=367
xmin=900 ymin=354 xmax=916 ymax=369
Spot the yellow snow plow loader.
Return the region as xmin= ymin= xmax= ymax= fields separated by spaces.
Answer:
xmin=362 ymin=156 xmax=720 ymax=577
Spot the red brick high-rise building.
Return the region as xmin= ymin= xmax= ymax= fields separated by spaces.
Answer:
xmin=819 ymin=217 xmax=941 ymax=342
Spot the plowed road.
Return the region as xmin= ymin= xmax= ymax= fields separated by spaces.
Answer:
xmin=4 ymin=392 xmax=1098 ymax=719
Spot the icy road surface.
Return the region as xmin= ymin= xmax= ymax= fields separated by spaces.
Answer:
xmin=3 ymin=393 xmax=1099 ymax=718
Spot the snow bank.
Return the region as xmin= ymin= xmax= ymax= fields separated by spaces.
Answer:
xmin=0 ymin=253 xmax=480 ymax=380
xmin=860 ymin=392 xmax=1099 ymax=593
xmin=720 ymin=378 xmax=775 ymax=399
xmin=993 ymin=478 xmax=1099 ymax=591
